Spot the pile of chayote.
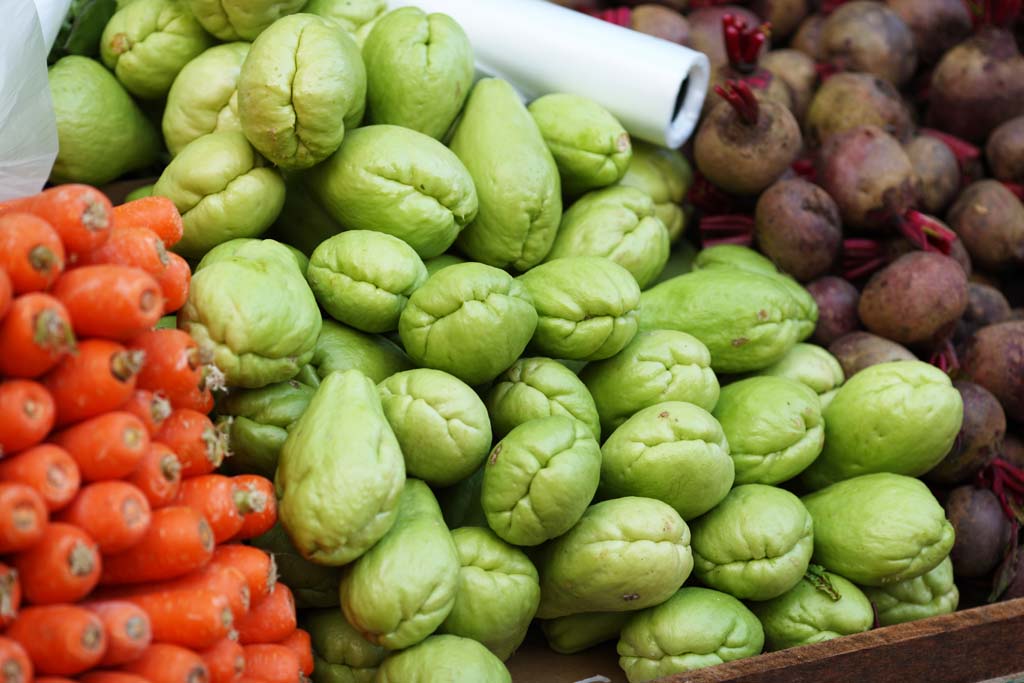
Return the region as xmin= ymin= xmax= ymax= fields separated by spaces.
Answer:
xmin=133 ymin=1 xmax=967 ymax=680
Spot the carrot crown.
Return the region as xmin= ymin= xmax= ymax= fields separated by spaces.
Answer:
xmin=722 ymin=13 xmax=770 ymax=73
xmin=714 ymin=80 xmax=760 ymax=125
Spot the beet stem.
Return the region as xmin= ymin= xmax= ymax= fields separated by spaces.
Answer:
xmin=721 ymin=14 xmax=769 ymax=73
xmin=927 ymin=339 xmax=959 ymax=375
xmin=921 ymin=128 xmax=981 ymax=178
xmin=898 ymin=211 xmax=957 ymax=256
xmin=699 ymin=214 xmax=755 ymax=248
xmin=688 ymin=173 xmax=746 ymax=216
xmin=582 ymin=7 xmax=632 ymax=27
xmin=841 ymin=238 xmax=888 ymax=280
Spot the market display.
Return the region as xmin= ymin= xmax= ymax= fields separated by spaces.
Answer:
xmin=2 ymin=0 xmax=1024 ymax=682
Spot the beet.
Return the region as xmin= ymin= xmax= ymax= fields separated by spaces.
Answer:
xmin=820 ymin=1 xmax=918 ymax=87
xmin=705 ymin=16 xmax=793 ymax=116
xmin=886 ymin=0 xmax=973 ymax=65
xmin=961 ymin=321 xmax=1024 ymax=423
xmin=754 ymin=178 xmax=841 ymax=281
xmin=828 ymin=331 xmax=917 ymax=379
xmin=760 ymin=49 xmax=818 ymax=120
xmin=905 ymin=135 xmax=961 ymax=214
xmin=750 ymin=0 xmax=810 ymax=38
xmin=986 ymin=115 xmax=1024 ymax=182
xmin=1004 ymin=433 xmax=1024 ymax=469
xmin=791 ymin=12 xmax=826 ymax=59
xmin=945 ymin=486 xmax=1014 ymax=579
xmin=688 ymin=6 xmax=763 ymax=67
xmin=955 ymin=283 xmax=1013 ymax=346
xmin=947 ymin=180 xmax=1024 ymax=272
xmin=927 ymin=382 xmax=1007 ymax=485
xmin=805 ymin=72 xmax=914 ymax=147
xmin=629 ymin=5 xmax=691 ymax=44
xmin=808 ymin=277 xmax=861 ymax=346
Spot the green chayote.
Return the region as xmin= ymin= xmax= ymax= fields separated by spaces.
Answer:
xmin=311 ymin=320 xmax=413 ymax=384
xmin=618 ymin=141 xmax=692 ymax=242
xmin=693 ymin=243 xmax=779 ymax=277
xmin=305 ymin=0 xmax=386 ymax=33
xmin=195 ymin=235 xmax=307 ymax=273
xmin=220 ymin=377 xmax=316 ymax=477
xmin=374 ymin=635 xmax=511 ymax=683
xmin=269 ymin=173 xmax=345 ymax=257
xmin=424 ymin=254 xmax=465 ymax=277
xmin=304 ymin=609 xmax=387 ymax=683
xmin=251 ymin=523 xmax=341 ymax=608
xmin=755 ymin=343 xmax=845 ymax=396
xmin=542 ymin=612 xmax=634 ymax=655
xmin=187 ymin=0 xmax=307 ymax=41
xmin=861 ymin=556 xmax=959 ymax=626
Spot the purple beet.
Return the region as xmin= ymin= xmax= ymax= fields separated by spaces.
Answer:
xmin=760 ymin=49 xmax=818 ymax=120
xmin=927 ymin=382 xmax=1007 ymax=485
xmin=791 ymin=12 xmax=826 ymax=59
xmin=945 ymin=486 xmax=1014 ymax=579
xmin=886 ymin=0 xmax=973 ymax=65
xmin=808 ymin=277 xmax=861 ymax=346
xmin=1004 ymin=433 xmax=1024 ymax=469
xmin=947 ymin=180 xmax=1024 ymax=272
xmin=750 ymin=0 xmax=810 ymax=38
xmin=805 ymin=72 xmax=914 ymax=147
xmin=961 ymin=321 xmax=1024 ymax=423
xmin=955 ymin=283 xmax=1013 ymax=346
xmin=905 ymin=135 xmax=961 ymax=214
xmin=820 ymin=1 xmax=918 ymax=87
xmin=688 ymin=5 xmax=764 ymax=67
xmin=986 ymin=115 xmax=1024 ymax=182
xmin=828 ymin=331 xmax=916 ymax=380
xmin=754 ymin=178 xmax=842 ymax=281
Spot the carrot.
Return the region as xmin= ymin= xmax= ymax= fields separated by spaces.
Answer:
xmin=0 ymin=444 xmax=80 ymax=512
xmin=83 ymin=601 xmax=152 ymax=666
xmin=99 ymin=562 xmax=249 ymax=624
xmin=175 ymin=475 xmax=258 ymax=544
xmin=230 ymin=475 xmax=276 ymax=542
xmin=0 ymin=564 xmax=20 ymax=629
xmin=111 ymin=586 xmax=234 ymax=650
xmin=276 ymin=630 xmax=312 ymax=677
xmin=112 ymin=196 xmax=183 ymax=249
xmin=0 ymin=269 xmax=11 ymax=323
xmin=155 ymin=252 xmax=191 ymax=315
xmin=124 ymin=389 xmax=172 ymax=437
xmin=236 ymin=677 xmax=270 ymax=683
xmin=155 ymin=410 xmax=226 ymax=478
xmin=0 ymin=185 xmax=112 ymax=257
xmin=100 ymin=506 xmax=214 ymax=585
xmin=235 ymin=584 xmax=295 ymax=646
xmin=57 ymin=481 xmax=152 ymax=554
xmin=80 ymin=673 xmax=152 ymax=683
xmin=51 ymin=412 xmax=149 ymax=481
xmin=0 ymin=213 xmax=65 ymax=293
xmin=121 ymin=644 xmax=209 ymax=683
xmin=0 ymin=483 xmax=47 ymax=553
xmin=167 ymin=383 xmax=214 ymax=415
xmin=78 ymin=226 xmax=169 ymax=280
xmin=127 ymin=443 xmax=182 ymax=509
xmin=0 ymin=637 xmax=32 ymax=683
xmin=14 ymin=522 xmax=100 ymax=604
xmin=130 ymin=330 xmax=205 ymax=409
xmin=0 ymin=380 xmax=55 ymax=455
xmin=44 ymin=339 xmax=143 ymax=426
xmin=36 ymin=678 xmax=77 ymax=683
xmin=51 ymin=265 xmax=163 ymax=342
xmin=209 ymin=545 xmax=275 ymax=606
xmin=6 ymin=604 xmax=106 ymax=675
xmin=200 ymin=639 xmax=244 ymax=683
xmin=241 ymin=645 xmax=301 ymax=683
xmin=0 ymin=293 xmax=76 ymax=378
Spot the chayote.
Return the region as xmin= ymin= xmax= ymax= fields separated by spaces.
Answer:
xmin=178 ymin=239 xmax=320 ymax=388
xmin=378 ymin=369 xmax=492 ymax=487
xmin=542 ymin=611 xmax=634 ymax=655
xmin=304 ymin=609 xmax=387 ymax=683
xmin=220 ymin=377 xmax=316 ymax=477
xmin=800 ymin=361 xmax=964 ymax=489
xmin=187 ymin=0 xmax=307 ymax=41
xmin=535 ymin=497 xmax=693 ymax=619
xmin=437 ymin=466 xmax=487 ymax=529
xmin=340 ymin=479 xmax=459 ymax=650
xmin=755 ymin=343 xmax=845 ymax=397
xmin=600 ymin=402 xmax=734 ymax=520
xmin=154 ymin=131 xmax=286 ymax=258
xmin=713 ymin=377 xmax=824 ymax=485
xmin=307 ymin=124 xmax=478 ymax=259
xmin=269 ymin=173 xmax=346 ymax=256
xmin=861 ymin=556 xmax=959 ymax=626
xmin=545 ymin=186 xmax=670 ymax=289
xmin=528 ymin=93 xmax=632 ymax=196
xmin=251 ymin=523 xmax=341 ymax=608
xmin=690 ymin=484 xmax=815 ymax=601
xmin=424 ymin=254 xmax=465 ymax=277
xmin=374 ymin=635 xmax=511 ymax=683
xmin=617 ymin=587 xmax=764 ymax=682
xmin=238 ymin=13 xmax=366 ymax=170
xmin=277 ymin=370 xmax=406 ymax=565
xmin=693 ymin=243 xmax=780 ymax=277
xmin=440 ymin=527 xmax=540 ymax=660
xmin=517 ymin=256 xmax=641 ymax=361
xmin=194 ymin=235 xmax=307 ymax=274
xmin=485 ymin=357 xmax=601 ymax=442
xmin=398 ymin=262 xmax=538 ymax=386
xmin=482 ymin=416 xmax=601 ymax=547
xmin=305 ymin=0 xmax=386 ymax=33
xmin=751 ymin=567 xmax=874 ymax=651
xmin=581 ymin=330 xmax=720 ymax=435
xmin=451 ymin=78 xmax=563 ymax=271
xmin=362 ymin=7 xmax=474 ymax=140
xmin=801 ymin=473 xmax=956 ymax=586
xmin=311 ymin=320 xmax=413 ymax=384
xmin=618 ymin=141 xmax=692 ymax=243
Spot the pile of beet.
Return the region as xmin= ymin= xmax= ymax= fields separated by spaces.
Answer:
xmin=573 ymin=0 xmax=1024 ymax=608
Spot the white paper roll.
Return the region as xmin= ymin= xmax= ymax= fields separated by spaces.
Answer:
xmin=386 ymin=0 xmax=710 ymax=149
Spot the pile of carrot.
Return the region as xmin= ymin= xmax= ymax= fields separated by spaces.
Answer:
xmin=0 ymin=185 xmax=312 ymax=683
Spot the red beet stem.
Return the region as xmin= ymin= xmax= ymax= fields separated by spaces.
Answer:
xmin=582 ymin=7 xmax=632 ymax=27
xmin=1002 ymin=182 xmax=1024 ymax=201
xmin=699 ymin=214 xmax=755 ymax=248
xmin=897 ymin=211 xmax=958 ymax=256
xmin=689 ymin=0 xmax=735 ymax=6
xmin=977 ymin=459 xmax=1024 ymax=524
xmin=715 ymin=80 xmax=759 ymax=125
xmin=688 ymin=172 xmax=748 ymax=216
xmin=842 ymin=238 xmax=887 ymax=280
xmin=790 ymin=157 xmax=817 ymax=182
xmin=921 ymin=128 xmax=981 ymax=173
xmin=814 ymin=62 xmax=840 ymax=82
xmin=721 ymin=14 xmax=770 ymax=73
xmin=927 ymin=339 xmax=960 ymax=375
xmin=821 ymin=0 xmax=851 ymax=13
xmin=967 ymin=0 xmax=1022 ymax=28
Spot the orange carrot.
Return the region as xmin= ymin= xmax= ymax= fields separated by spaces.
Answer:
xmin=130 ymin=330 xmax=206 ymax=410
xmin=276 ymin=630 xmax=312 ymax=677
xmin=230 ymin=475 xmax=276 ymax=542
xmin=0 ymin=637 xmax=32 ymax=683
xmin=0 ymin=269 xmax=11 ymax=323
xmin=83 ymin=600 xmax=152 ymax=667
xmin=241 ymin=645 xmax=301 ymax=683
xmin=57 ymin=481 xmax=152 ymax=554
xmin=0 ymin=184 xmax=112 ymax=257
xmin=124 ymin=389 xmax=172 ymax=437
xmin=200 ymin=638 xmax=244 ymax=683
xmin=209 ymin=545 xmax=275 ymax=606
xmin=110 ymin=587 xmax=234 ymax=650
xmin=155 ymin=410 xmax=226 ymax=478
xmin=0 ymin=564 xmax=21 ymax=629
xmin=175 ymin=475 xmax=257 ymax=544
xmin=0 ymin=444 xmax=80 ymax=512
xmin=235 ymin=584 xmax=295 ymax=646
xmin=112 ymin=196 xmax=183 ymax=249
xmin=78 ymin=226 xmax=169 ymax=280
xmin=52 ymin=265 xmax=162 ymax=341
xmin=51 ymin=412 xmax=149 ymax=482
xmin=44 ymin=339 xmax=143 ymax=426
xmin=127 ymin=443 xmax=182 ymax=509
xmin=155 ymin=252 xmax=190 ymax=315
xmin=120 ymin=643 xmax=209 ymax=683
xmin=0 ymin=293 xmax=76 ymax=378
xmin=36 ymin=678 xmax=77 ymax=683
xmin=236 ymin=677 xmax=271 ymax=683
xmin=99 ymin=562 xmax=249 ymax=624
xmin=0 ymin=213 xmax=65 ymax=293
xmin=80 ymin=673 xmax=152 ymax=683
xmin=0 ymin=483 xmax=47 ymax=553
xmin=167 ymin=382 xmax=214 ymax=415
xmin=0 ymin=380 xmax=54 ymax=456
xmin=14 ymin=522 xmax=100 ymax=604
xmin=100 ymin=506 xmax=214 ymax=586
xmin=6 ymin=604 xmax=106 ymax=675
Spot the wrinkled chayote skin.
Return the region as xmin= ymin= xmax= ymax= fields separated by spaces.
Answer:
xmin=618 ymin=141 xmax=692 ymax=242
xmin=311 ymin=320 xmax=413 ymax=384
xmin=362 ymin=7 xmax=474 ymax=140
xmin=276 ymin=370 xmax=405 ymax=565
xmin=755 ymin=343 xmax=845 ymax=397
xmin=751 ymin=568 xmax=874 ymax=651
xmin=220 ymin=377 xmax=316 ymax=477
xmin=238 ymin=13 xmax=366 ymax=170
xmin=378 ymin=369 xmax=492 ymax=487
xmin=100 ymin=0 xmax=214 ymax=100
xmin=374 ymin=635 xmax=512 ymax=683
xmin=194 ymin=235 xmax=307 ymax=272
xmin=440 ymin=527 xmax=540 ymax=660
xmin=617 ymin=587 xmax=764 ymax=682
xmin=600 ymin=402 xmax=734 ymax=520
xmin=340 ymin=479 xmax=459 ymax=650
xmin=308 ymin=124 xmax=478 ymax=259
xmin=485 ymin=357 xmax=601 ymax=442
xmin=517 ymin=256 xmax=641 ymax=361
xmin=536 ymin=497 xmax=693 ymax=619
xmin=398 ymin=263 xmax=538 ymax=386
xmin=542 ymin=611 xmax=634 ymax=655
xmin=163 ymin=43 xmax=249 ymax=156
xmin=693 ymin=245 xmax=819 ymax=318
xmin=305 ymin=0 xmax=386 ymax=33
xmin=482 ymin=416 xmax=601 ymax=546
xmin=581 ymin=330 xmax=720 ymax=435
xmin=187 ymin=0 xmax=307 ymax=41
xmin=690 ymin=485 xmax=815 ymax=601
xmin=545 ymin=186 xmax=670 ymax=289
xmin=154 ymin=131 xmax=286 ymax=258
xmin=528 ymin=93 xmax=633 ymax=196
xmin=451 ymin=79 xmax=563 ymax=271
xmin=802 ymin=473 xmax=956 ymax=586
xmin=304 ymin=609 xmax=387 ymax=683
xmin=307 ymin=231 xmax=427 ymax=334
xmin=178 ymin=239 xmax=320 ymax=387
xmin=861 ymin=556 xmax=959 ymax=626
xmin=251 ymin=523 xmax=341 ymax=608
xmin=713 ymin=377 xmax=824 ymax=485
xmin=801 ymin=361 xmax=964 ymax=490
